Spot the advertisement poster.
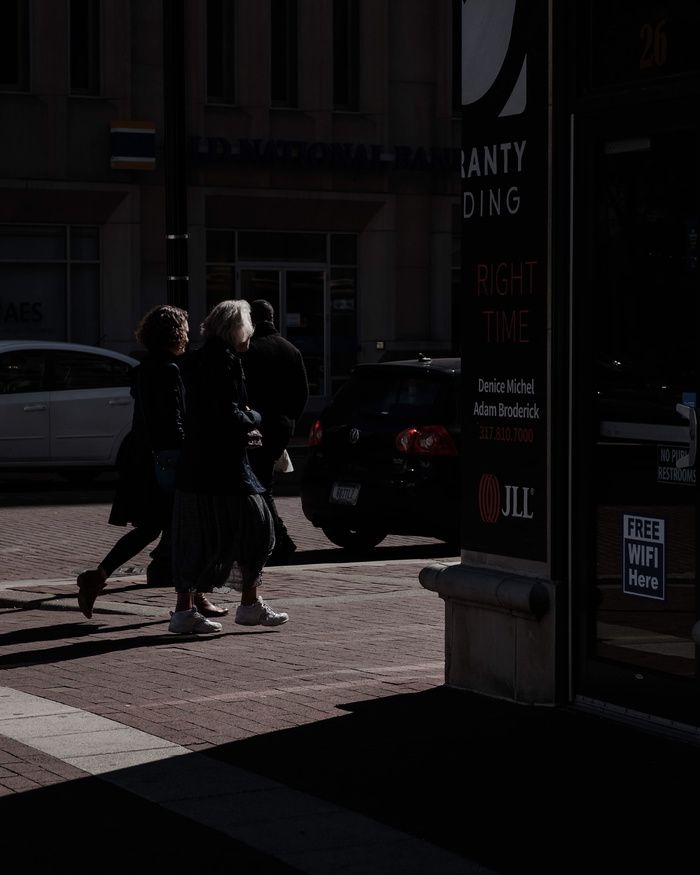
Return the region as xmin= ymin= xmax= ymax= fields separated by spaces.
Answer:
xmin=460 ymin=0 xmax=549 ymax=561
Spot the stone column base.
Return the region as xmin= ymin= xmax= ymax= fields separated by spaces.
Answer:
xmin=420 ymin=562 xmax=558 ymax=705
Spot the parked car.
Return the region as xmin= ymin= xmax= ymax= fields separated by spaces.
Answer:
xmin=0 ymin=341 xmax=138 ymax=475
xmin=301 ymin=356 xmax=461 ymax=549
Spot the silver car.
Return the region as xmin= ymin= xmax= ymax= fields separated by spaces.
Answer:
xmin=0 ymin=341 xmax=137 ymax=473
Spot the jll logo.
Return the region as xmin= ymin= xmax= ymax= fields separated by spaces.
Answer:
xmin=478 ymin=474 xmax=534 ymax=524
xmin=502 ymin=484 xmax=534 ymax=519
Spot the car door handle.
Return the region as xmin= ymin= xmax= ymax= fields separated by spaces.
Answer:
xmin=675 ymin=404 xmax=697 ymax=468
xmin=23 ymin=404 xmax=47 ymax=412
xmin=108 ymin=398 xmax=132 ymax=406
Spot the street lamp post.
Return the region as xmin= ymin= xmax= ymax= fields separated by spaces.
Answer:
xmin=163 ymin=0 xmax=189 ymax=310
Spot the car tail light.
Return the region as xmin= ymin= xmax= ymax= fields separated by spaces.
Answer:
xmin=395 ymin=425 xmax=458 ymax=456
xmin=309 ymin=419 xmax=324 ymax=446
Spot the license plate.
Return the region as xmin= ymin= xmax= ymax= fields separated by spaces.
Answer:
xmin=330 ymin=482 xmax=361 ymax=505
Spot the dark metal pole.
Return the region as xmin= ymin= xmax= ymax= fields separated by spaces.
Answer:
xmin=163 ymin=0 xmax=189 ymax=309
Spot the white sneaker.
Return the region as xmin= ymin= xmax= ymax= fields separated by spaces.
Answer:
xmin=235 ymin=597 xmax=289 ymax=627
xmin=168 ymin=608 xmax=222 ymax=634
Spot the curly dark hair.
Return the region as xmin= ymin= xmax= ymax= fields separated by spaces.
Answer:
xmin=135 ymin=305 xmax=189 ymax=352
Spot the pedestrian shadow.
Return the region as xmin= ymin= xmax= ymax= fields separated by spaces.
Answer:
xmin=0 ymin=621 xmax=284 ymax=667
xmin=0 ymin=621 xmax=112 ymax=646
xmin=0 ymin=619 xmax=169 ymax=665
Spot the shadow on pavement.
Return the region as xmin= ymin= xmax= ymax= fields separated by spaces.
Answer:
xmin=0 ymin=775 xmax=301 ymax=873
xmin=1 ymin=684 xmax=698 ymax=873
xmin=281 ymin=542 xmax=458 ymax=566
xmin=202 ymin=686 xmax=700 ymax=874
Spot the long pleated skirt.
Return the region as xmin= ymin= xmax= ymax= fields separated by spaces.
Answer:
xmin=172 ymin=491 xmax=274 ymax=593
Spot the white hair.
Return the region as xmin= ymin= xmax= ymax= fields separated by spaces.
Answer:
xmin=201 ymin=300 xmax=254 ymax=347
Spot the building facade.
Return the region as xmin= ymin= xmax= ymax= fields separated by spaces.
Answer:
xmin=0 ymin=0 xmax=461 ymax=411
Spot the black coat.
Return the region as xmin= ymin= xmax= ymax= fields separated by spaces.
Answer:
xmin=241 ymin=321 xmax=309 ymax=453
xmin=109 ymin=351 xmax=184 ymax=527
xmin=175 ymin=339 xmax=265 ymax=496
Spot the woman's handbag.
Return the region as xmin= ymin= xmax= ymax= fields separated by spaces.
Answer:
xmin=153 ymin=449 xmax=180 ymax=494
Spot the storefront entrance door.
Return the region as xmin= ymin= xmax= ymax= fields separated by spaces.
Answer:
xmin=575 ymin=106 xmax=700 ymax=725
xmin=238 ymin=268 xmax=328 ymax=401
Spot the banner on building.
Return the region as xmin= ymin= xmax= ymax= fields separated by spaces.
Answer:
xmin=460 ymin=0 xmax=549 ymax=562
xmin=110 ymin=121 xmax=156 ymax=170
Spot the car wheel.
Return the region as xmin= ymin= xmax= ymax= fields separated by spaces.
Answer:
xmin=320 ymin=524 xmax=388 ymax=551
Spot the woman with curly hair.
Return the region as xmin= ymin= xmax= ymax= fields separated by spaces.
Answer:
xmin=77 ymin=305 xmax=225 ymax=631
xmin=169 ymin=299 xmax=288 ymax=629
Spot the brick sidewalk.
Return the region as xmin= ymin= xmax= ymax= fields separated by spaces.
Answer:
xmin=0 ymin=484 xmax=452 ymax=582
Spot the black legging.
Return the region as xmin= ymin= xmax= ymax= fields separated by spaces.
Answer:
xmin=98 ymin=524 xmax=163 ymax=577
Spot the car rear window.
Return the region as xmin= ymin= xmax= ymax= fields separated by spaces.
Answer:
xmin=329 ymin=369 xmax=457 ymax=421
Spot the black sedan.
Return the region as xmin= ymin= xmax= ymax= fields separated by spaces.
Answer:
xmin=301 ymin=357 xmax=460 ymax=550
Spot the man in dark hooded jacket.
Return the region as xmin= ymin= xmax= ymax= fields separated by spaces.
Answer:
xmin=241 ymin=299 xmax=309 ymax=563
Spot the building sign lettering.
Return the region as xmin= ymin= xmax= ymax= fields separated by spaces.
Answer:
xmin=189 ymin=137 xmax=461 ymax=173
xmin=0 ymin=301 xmax=43 ymax=324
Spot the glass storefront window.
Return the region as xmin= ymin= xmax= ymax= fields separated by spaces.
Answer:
xmin=330 ymin=268 xmax=357 ymax=393
xmin=206 ymin=229 xmax=236 ymax=264
xmin=238 ymin=231 xmax=326 ymax=263
xmin=205 ymin=264 xmax=235 ymax=313
xmin=206 ymin=229 xmax=358 ymax=402
xmin=0 ymin=264 xmax=66 ymax=342
xmin=330 ymin=233 xmax=357 ymax=265
xmin=239 ymin=269 xmax=280 ymax=318
xmin=70 ymin=263 xmax=101 ymax=345
xmin=0 ymin=226 xmax=67 ymax=260
xmin=582 ymin=2 xmax=700 ymax=94
xmin=0 ymin=225 xmax=100 ymax=344
xmin=286 ymin=270 xmax=326 ymax=395
xmin=575 ymin=114 xmax=700 ymax=724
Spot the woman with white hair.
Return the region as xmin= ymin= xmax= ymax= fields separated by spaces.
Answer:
xmin=168 ymin=299 xmax=288 ymax=632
